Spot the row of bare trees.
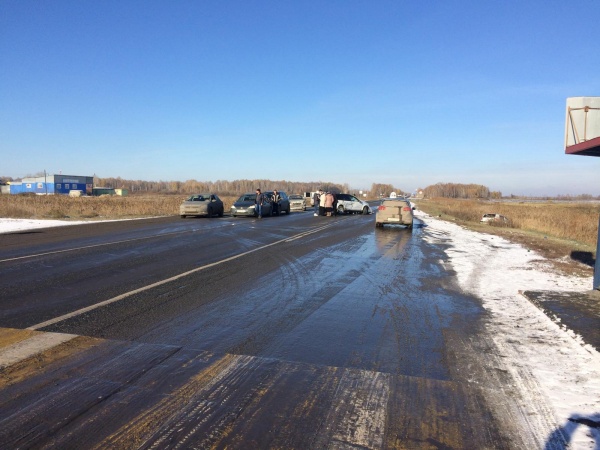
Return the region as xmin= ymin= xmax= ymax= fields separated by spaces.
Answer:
xmin=5 ymin=174 xmax=596 ymax=200
xmin=370 ymin=183 xmax=409 ymax=198
xmin=92 ymin=176 xmax=352 ymax=197
xmin=421 ymin=183 xmax=502 ymax=199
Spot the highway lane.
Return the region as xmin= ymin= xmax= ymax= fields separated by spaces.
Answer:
xmin=0 ymin=213 xmax=338 ymax=329
xmin=0 ymin=211 xmax=535 ymax=448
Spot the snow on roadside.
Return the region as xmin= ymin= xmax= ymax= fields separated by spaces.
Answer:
xmin=0 ymin=218 xmax=91 ymax=234
xmin=417 ymin=210 xmax=600 ymax=449
xmin=0 ymin=217 xmax=138 ymax=234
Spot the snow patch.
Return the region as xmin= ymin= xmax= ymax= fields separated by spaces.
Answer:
xmin=418 ymin=210 xmax=599 ymax=449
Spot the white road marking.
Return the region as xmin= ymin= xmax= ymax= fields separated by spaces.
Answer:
xmin=27 ymin=222 xmax=336 ymax=330
xmin=0 ymin=229 xmax=191 ymax=263
xmin=0 ymin=332 xmax=77 ymax=369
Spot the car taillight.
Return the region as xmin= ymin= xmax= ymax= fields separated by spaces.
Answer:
xmin=378 ymin=206 xmax=386 ymax=211
xmin=402 ymin=207 xmax=411 ymax=211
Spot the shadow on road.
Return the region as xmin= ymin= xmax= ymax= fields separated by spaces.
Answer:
xmin=544 ymin=413 xmax=600 ymax=449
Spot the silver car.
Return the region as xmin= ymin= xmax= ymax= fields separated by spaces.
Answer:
xmin=375 ymin=198 xmax=414 ymax=228
xmin=288 ymin=194 xmax=306 ymax=211
xmin=180 ymin=193 xmax=224 ymax=218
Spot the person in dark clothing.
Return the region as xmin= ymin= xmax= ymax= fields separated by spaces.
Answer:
xmin=313 ymin=191 xmax=320 ymax=216
xmin=255 ymin=189 xmax=265 ymax=218
xmin=332 ymin=192 xmax=338 ymax=215
xmin=318 ymin=190 xmax=326 ymax=216
xmin=272 ymin=190 xmax=281 ymax=215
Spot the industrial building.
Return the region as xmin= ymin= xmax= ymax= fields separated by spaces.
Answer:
xmin=2 ymin=175 xmax=93 ymax=195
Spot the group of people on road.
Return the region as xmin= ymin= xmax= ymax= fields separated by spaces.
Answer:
xmin=255 ymin=188 xmax=337 ymax=218
xmin=313 ymin=190 xmax=337 ymax=217
xmin=255 ymin=188 xmax=281 ymax=218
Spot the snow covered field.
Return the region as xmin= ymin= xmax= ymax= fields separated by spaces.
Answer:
xmin=1 ymin=214 xmax=598 ymax=447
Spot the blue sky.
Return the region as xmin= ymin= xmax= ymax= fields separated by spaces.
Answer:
xmin=1 ymin=1 xmax=599 ymax=195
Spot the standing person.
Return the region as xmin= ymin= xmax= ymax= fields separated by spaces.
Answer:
xmin=313 ymin=191 xmax=320 ymax=216
xmin=332 ymin=192 xmax=338 ymax=216
xmin=325 ymin=192 xmax=334 ymax=216
xmin=319 ymin=190 xmax=326 ymax=216
xmin=272 ymin=190 xmax=281 ymax=215
xmin=255 ymin=189 xmax=264 ymax=218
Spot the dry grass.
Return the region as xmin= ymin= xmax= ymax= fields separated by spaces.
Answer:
xmin=416 ymin=198 xmax=599 ymax=247
xmin=415 ymin=198 xmax=598 ymax=276
xmin=0 ymin=194 xmax=239 ymax=220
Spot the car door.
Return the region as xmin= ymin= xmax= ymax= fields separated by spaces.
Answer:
xmin=263 ymin=195 xmax=273 ymax=215
xmin=212 ymin=194 xmax=223 ymax=215
xmin=279 ymin=192 xmax=289 ymax=212
xmin=335 ymin=194 xmax=349 ymax=212
xmin=348 ymin=195 xmax=362 ymax=212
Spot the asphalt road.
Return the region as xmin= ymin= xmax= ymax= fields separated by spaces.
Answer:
xmin=0 ymin=211 xmax=543 ymax=448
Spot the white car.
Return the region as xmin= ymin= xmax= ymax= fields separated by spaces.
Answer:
xmin=480 ymin=213 xmax=508 ymax=224
xmin=335 ymin=193 xmax=372 ymax=215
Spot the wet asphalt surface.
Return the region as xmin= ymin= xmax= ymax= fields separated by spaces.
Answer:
xmin=0 ymin=211 xmax=530 ymax=448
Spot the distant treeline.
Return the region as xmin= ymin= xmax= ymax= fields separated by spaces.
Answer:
xmin=421 ymin=183 xmax=600 ymax=199
xmin=93 ymin=177 xmax=353 ymax=196
xmin=422 ymin=183 xmax=502 ymax=199
xmin=3 ymin=175 xmax=597 ymax=199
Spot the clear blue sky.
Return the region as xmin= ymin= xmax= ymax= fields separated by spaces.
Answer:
xmin=1 ymin=0 xmax=599 ymax=196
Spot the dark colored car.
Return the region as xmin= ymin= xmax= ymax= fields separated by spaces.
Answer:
xmin=230 ymin=193 xmax=273 ymax=217
xmin=264 ymin=191 xmax=291 ymax=215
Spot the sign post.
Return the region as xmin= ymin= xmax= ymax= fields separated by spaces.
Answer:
xmin=565 ymin=97 xmax=600 ymax=290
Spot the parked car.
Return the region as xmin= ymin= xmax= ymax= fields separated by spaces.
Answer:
xmin=264 ymin=191 xmax=291 ymax=215
xmin=375 ymin=198 xmax=414 ymax=228
xmin=480 ymin=213 xmax=508 ymax=224
xmin=288 ymin=194 xmax=306 ymax=211
xmin=180 ymin=193 xmax=224 ymax=218
xmin=230 ymin=193 xmax=273 ymax=217
xmin=335 ymin=193 xmax=372 ymax=215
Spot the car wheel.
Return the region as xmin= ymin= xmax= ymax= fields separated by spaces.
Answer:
xmin=337 ymin=206 xmax=345 ymax=215
xmin=181 ymin=215 xmax=186 ymax=218
xmin=362 ymin=206 xmax=369 ymax=215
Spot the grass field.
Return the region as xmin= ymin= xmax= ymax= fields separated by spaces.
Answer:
xmin=414 ymin=198 xmax=599 ymax=247
xmin=0 ymin=193 xmax=239 ymax=220
xmin=414 ymin=198 xmax=598 ymax=274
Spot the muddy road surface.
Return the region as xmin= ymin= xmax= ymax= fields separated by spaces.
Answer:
xmin=0 ymin=212 xmax=543 ymax=448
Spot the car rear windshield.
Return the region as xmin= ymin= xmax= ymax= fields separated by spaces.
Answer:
xmin=382 ymin=200 xmax=409 ymax=206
